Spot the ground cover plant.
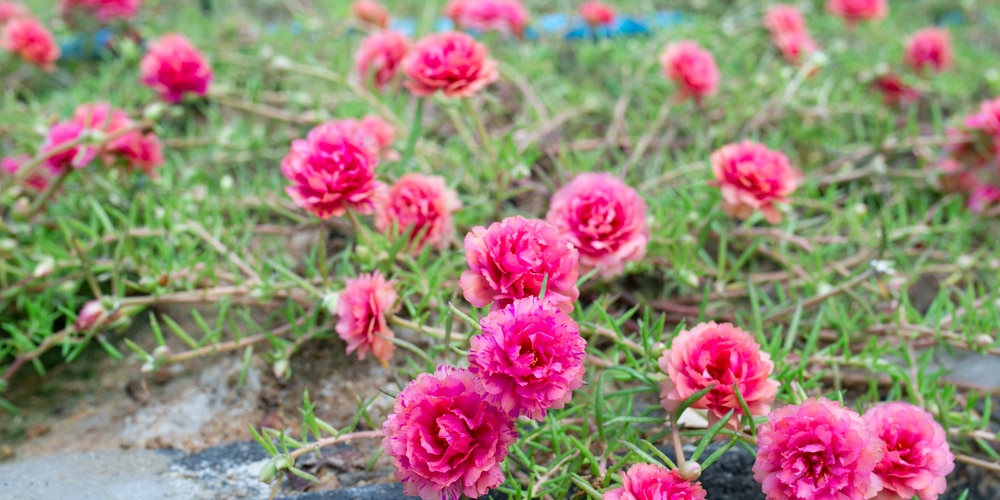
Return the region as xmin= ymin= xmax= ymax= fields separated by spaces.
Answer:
xmin=2 ymin=0 xmax=1000 ymax=498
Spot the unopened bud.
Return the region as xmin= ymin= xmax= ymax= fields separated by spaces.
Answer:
xmin=73 ymin=300 xmax=107 ymax=332
xmin=259 ymin=458 xmax=279 ymax=483
xmin=679 ymin=461 xmax=701 ymax=481
xmin=273 ymin=359 xmax=290 ymax=379
xmin=152 ymin=345 xmax=172 ymax=365
xmin=974 ymin=334 xmax=994 ymax=349
xmin=33 ymin=257 xmax=55 ymax=278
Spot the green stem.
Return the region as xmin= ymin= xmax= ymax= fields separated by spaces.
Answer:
xmin=23 ymin=169 xmax=72 ymax=218
xmin=461 ymin=98 xmax=504 ymax=218
xmin=401 ymin=98 xmax=424 ymax=167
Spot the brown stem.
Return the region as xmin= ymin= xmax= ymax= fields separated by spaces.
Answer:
xmin=287 ymin=430 xmax=383 ymax=460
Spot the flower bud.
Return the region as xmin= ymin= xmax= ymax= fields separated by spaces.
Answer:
xmin=74 ymin=300 xmax=107 ymax=332
xmin=259 ymin=458 xmax=279 ymax=483
xmin=678 ymin=461 xmax=702 ymax=481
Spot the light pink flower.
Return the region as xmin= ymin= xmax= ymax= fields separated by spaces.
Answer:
xmin=603 ymin=463 xmax=707 ymax=500
xmin=545 ymin=172 xmax=648 ymax=278
xmin=763 ymin=4 xmax=807 ymax=34
xmin=73 ymin=300 xmax=108 ymax=331
xmin=444 ymin=0 xmax=530 ymax=38
xmin=61 ymin=0 xmax=141 ymax=22
xmin=658 ymin=322 xmax=778 ymax=428
xmin=1 ymin=17 xmax=59 ymax=71
xmin=579 ymin=1 xmax=615 ymax=27
xmin=403 ymin=31 xmax=499 ymax=98
xmin=280 ymin=121 xmax=382 ymax=219
xmin=72 ymin=103 xmax=164 ymax=176
xmin=335 ymin=271 xmax=398 ymax=364
xmin=937 ymin=100 xmax=1000 ymax=205
xmin=469 ymin=296 xmax=587 ymax=421
xmin=139 ymin=34 xmax=213 ymax=103
xmin=659 ymin=41 xmax=719 ymax=105
xmin=42 ymin=121 xmax=97 ymax=174
xmin=460 ymin=216 xmax=580 ymax=313
xmin=826 ymin=0 xmax=887 ymax=25
xmin=382 ymin=365 xmax=516 ymax=500
xmin=375 ymin=174 xmax=462 ymax=253
xmin=754 ymin=398 xmax=886 ymax=500
xmin=872 ymin=72 xmax=921 ymax=107
xmin=772 ymin=31 xmax=818 ymax=64
xmin=355 ymin=30 xmax=410 ymax=91
xmin=905 ymin=27 xmax=953 ymax=74
xmin=710 ymin=141 xmax=799 ymax=224
xmin=864 ymin=403 xmax=955 ymax=500
xmin=358 ymin=115 xmax=396 ymax=154
xmin=0 ymin=2 xmax=29 ymax=24
xmin=2 ymin=155 xmax=51 ymax=192
xmin=353 ymin=0 xmax=389 ymax=29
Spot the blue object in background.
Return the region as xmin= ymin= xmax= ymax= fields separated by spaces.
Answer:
xmin=59 ymin=28 xmax=116 ymax=60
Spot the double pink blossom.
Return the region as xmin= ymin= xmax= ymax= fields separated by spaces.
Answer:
xmin=403 ymin=31 xmax=499 ymax=98
xmin=579 ymin=1 xmax=615 ymax=27
xmin=871 ymin=72 xmax=921 ymax=107
xmin=375 ymin=174 xmax=462 ymax=253
xmin=545 ymin=172 xmax=648 ymax=278
xmin=61 ymin=0 xmax=141 ymax=22
xmin=659 ymin=41 xmax=719 ymax=104
xmin=460 ymin=216 xmax=580 ymax=313
xmin=864 ymin=403 xmax=954 ymax=500
xmin=355 ymin=30 xmax=410 ymax=91
xmin=315 ymin=115 xmax=397 ymax=159
xmin=763 ymin=5 xmax=817 ymax=64
xmin=658 ymin=322 xmax=778 ymax=428
xmin=711 ymin=141 xmax=800 ymax=224
xmin=382 ymin=365 xmax=516 ymax=500
xmin=280 ymin=121 xmax=383 ymax=219
xmin=826 ymin=0 xmax=887 ymax=26
xmin=352 ymin=0 xmax=389 ymax=29
xmin=469 ymin=297 xmax=587 ymax=421
xmin=335 ymin=271 xmax=398 ymax=364
xmin=72 ymin=103 xmax=163 ymax=176
xmin=1 ymin=17 xmax=59 ymax=71
xmin=444 ymin=0 xmax=530 ymax=38
xmin=937 ymin=97 xmax=1000 ymax=211
xmin=0 ymin=2 xmax=29 ymax=24
xmin=42 ymin=121 xmax=97 ymax=174
xmin=753 ymin=398 xmax=886 ymax=499
xmin=139 ymin=34 xmax=213 ymax=103
xmin=905 ymin=27 xmax=953 ymax=74
xmin=603 ymin=463 xmax=707 ymax=500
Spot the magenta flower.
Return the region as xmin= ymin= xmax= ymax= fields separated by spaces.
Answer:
xmin=579 ymin=1 xmax=615 ymax=28
xmin=42 ymin=121 xmax=97 ymax=174
xmin=402 ymin=31 xmax=499 ymax=99
xmin=753 ymin=398 xmax=886 ymax=500
xmin=355 ymin=30 xmax=410 ymax=91
xmin=460 ymin=216 xmax=580 ymax=313
xmin=382 ymin=365 xmax=516 ymax=500
xmin=872 ymin=72 xmax=921 ymax=107
xmin=826 ymin=0 xmax=887 ymax=26
xmin=374 ymin=173 xmax=462 ymax=253
xmin=658 ymin=322 xmax=778 ymax=428
xmin=335 ymin=271 xmax=398 ymax=364
xmin=444 ymin=0 xmax=530 ymax=38
xmin=905 ymin=27 xmax=953 ymax=75
xmin=1 ymin=17 xmax=59 ymax=71
xmin=139 ymin=34 xmax=213 ymax=103
xmin=659 ymin=41 xmax=719 ymax=105
xmin=469 ymin=296 xmax=587 ymax=420
xmin=72 ymin=103 xmax=164 ymax=176
xmin=864 ymin=403 xmax=954 ymax=500
xmin=772 ymin=31 xmax=818 ymax=64
xmin=711 ymin=141 xmax=800 ymax=224
xmin=603 ymin=463 xmax=707 ymax=500
xmin=2 ymin=155 xmax=51 ymax=192
xmin=545 ymin=172 xmax=648 ymax=278
xmin=280 ymin=121 xmax=383 ymax=219
xmin=61 ymin=0 xmax=141 ymax=23
xmin=763 ymin=4 xmax=808 ymax=34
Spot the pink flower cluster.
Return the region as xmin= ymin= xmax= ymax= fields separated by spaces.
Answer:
xmin=938 ymin=97 xmax=1000 ymax=212
xmin=402 ymin=31 xmax=499 ymax=99
xmin=354 ymin=30 xmax=410 ymax=91
xmin=905 ymin=28 xmax=953 ymax=75
xmin=711 ymin=141 xmax=800 ymax=224
xmin=579 ymin=1 xmax=615 ymax=28
xmin=336 ymin=271 xmax=398 ymax=364
xmin=659 ymin=41 xmax=719 ymax=105
xmin=60 ymin=0 xmax=141 ymax=23
xmin=375 ymin=173 xmax=462 ymax=253
xmin=763 ymin=5 xmax=817 ymax=65
xmin=604 ymin=463 xmax=707 ymax=500
xmin=139 ymin=34 xmax=213 ymax=104
xmin=1 ymin=16 xmax=59 ymax=71
xmin=444 ymin=0 xmax=530 ymax=38
xmin=826 ymin=0 xmax=887 ymax=26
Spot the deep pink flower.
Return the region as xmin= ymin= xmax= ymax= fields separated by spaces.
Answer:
xmin=0 ymin=2 xmax=29 ymax=24
xmin=2 ymin=155 xmax=50 ymax=192
xmin=826 ymin=0 xmax=887 ymax=25
xmin=382 ymin=365 xmax=516 ymax=500
xmin=905 ymin=27 xmax=953 ymax=74
xmin=937 ymin=100 xmax=1000 ymax=206
xmin=763 ymin=4 xmax=807 ymax=34
xmin=280 ymin=121 xmax=382 ymax=219
xmin=864 ymin=403 xmax=954 ymax=500
xmin=469 ymin=296 xmax=587 ymax=421
xmin=61 ymin=0 xmax=141 ymax=22
xmin=710 ymin=141 xmax=800 ymax=224
xmin=659 ymin=41 xmax=719 ymax=105
xmin=968 ymin=184 xmax=1000 ymax=213
xmin=772 ymin=31 xmax=818 ymax=64
xmin=545 ymin=172 xmax=648 ymax=278
xmin=315 ymin=116 xmax=397 ymax=159
xmin=139 ymin=34 xmax=213 ymax=103
xmin=335 ymin=271 xmax=398 ymax=364
xmin=460 ymin=216 xmax=580 ymax=313
xmin=73 ymin=300 xmax=108 ymax=332
xmin=754 ymin=398 xmax=886 ymax=500
xmin=402 ymin=31 xmax=499 ymax=99
xmin=1 ymin=17 xmax=59 ymax=71
xmin=444 ymin=0 xmax=530 ymax=38
xmin=603 ymin=463 xmax=707 ymax=500
xmin=355 ymin=30 xmax=410 ymax=91
xmin=353 ymin=0 xmax=389 ymax=29
xmin=579 ymin=1 xmax=615 ymax=27
xmin=872 ymin=72 xmax=921 ymax=107
xmin=658 ymin=322 xmax=778 ymax=428
xmin=375 ymin=174 xmax=462 ymax=253
xmin=42 ymin=121 xmax=97 ymax=174
xmin=72 ymin=103 xmax=164 ymax=176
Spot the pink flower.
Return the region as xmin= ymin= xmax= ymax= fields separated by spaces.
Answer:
xmin=61 ymin=0 xmax=141 ymax=22
xmin=826 ymin=0 xmax=887 ymax=25
xmin=460 ymin=216 xmax=580 ymax=313
xmin=280 ymin=121 xmax=383 ymax=219
xmin=403 ymin=31 xmax=499 ymax=99
xmin=469 ymin=296 xmax=587 ymax=420
xmin=444 ymin=0 xmax=530 ymax=38
xmin=315 ymin=116 xmax=397 ymax=159
xmin=772 ymin=31 xmax=818 ymax=64
xmin=139 ymin=34 xmax=213 ymax=103
xmin=375 ymin=174 xmax=462 ymax=253
xmin=905 ymin=27 xmax=953 ymax=74
xmin=603 ymin=463 xmax=707 ymax=500
xmin=382 ymin=365 xmax=516 ymax=500
xmin=968 ymin=184 xmax=1000 ymax=213
xmin=72 ymin=103 xmax=164 ymax=176
xmin=355 ymin=30 xmax=410 ymax=91
xmin=872 ymin=72 xmax=921 ymax=107
xmin=353 ymin=0 xmax=388 ymax=29
xmin=0 ymin=2 xmax=29 ymax=24
xmin=1 ymin=17 xmax=59 ymax=71
xmin=657 ymin=322 xmax=778 ymax=428
xmin=2 ymin=155 xmax=51 ymax=192
xmin=579 ymin=1 xmax=615 ymax=27
xmin=335 ymin=271 xmax=398 ymax=364
xmin=659 ymin=41 xmax=719 ymax=105
xmin=42 ymin=121 xmax=97 ymax=174
xmin=74 ymin=300 xmax=108 ymax=331
xmin=763 ymin=4 xmax=807 ymax=34
xmin=710 ymin=141 xmax=800 ymax=224
xmin=545 ymin=172 xmax=648 ymax=278
xmin=864 ymin=403 xmax=955 ymax=500
xmin=753 ymin=398 xmax=886 ymax=500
